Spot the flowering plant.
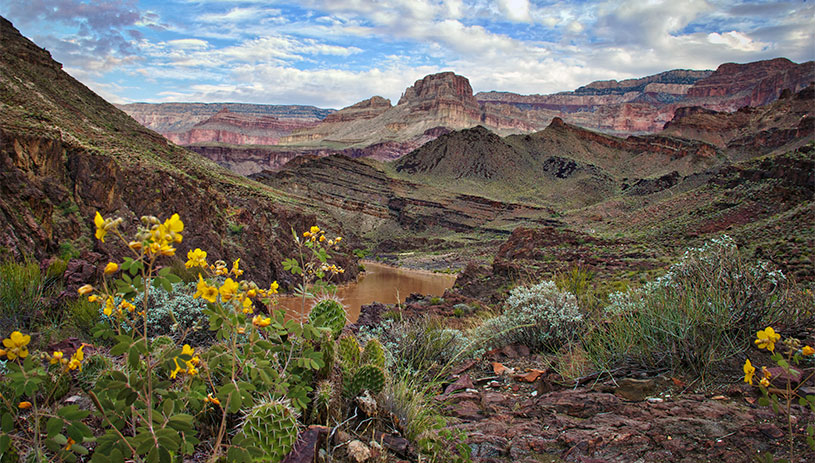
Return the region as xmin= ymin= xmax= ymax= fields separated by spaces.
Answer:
xmin=743 ymin=326 xmax=815 ymax=461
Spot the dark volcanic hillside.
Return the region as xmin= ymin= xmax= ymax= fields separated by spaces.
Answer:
xmin=0 ymin=17 xmax=356 ymax=287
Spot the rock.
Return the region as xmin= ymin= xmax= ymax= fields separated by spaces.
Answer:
xmin=355 ymin=391 xmax=377 ymax=417
xmin=282 ymin=425 xmax=329 ymax=463
xmin=347 ymin=440 xmax=371 ymax=462
xmin=444 ymin=374 xmax=474 ymax=395
xmin=614 ymin=377 xmax=669 ymax=402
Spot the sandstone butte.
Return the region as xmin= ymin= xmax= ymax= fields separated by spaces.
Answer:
xmin=118 ymin=58 xmax=813 ymax=177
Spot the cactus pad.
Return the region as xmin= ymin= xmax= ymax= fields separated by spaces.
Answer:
xmin=347 ymin=364 xmax=386 ymax=398
xmin=308 ymin=299 xmax=347 ymax=338
xmin=337 ymin=335 xmax=361 ymax=372
xmin=361 ymin=339 xmax=386 ymax=368
xmin=239 ymin=399 xmax=300 ymax=463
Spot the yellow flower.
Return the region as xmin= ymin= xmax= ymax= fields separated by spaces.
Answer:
xmin=87 ymin=294 xmax=99 ymax=303
xmin=743 ymin=359 xmax=756 ymax=385
xmin=219 ymin=278 xmax=239 ymax=301
xmin=50 ymin=351 xmax=65 ymax=365
xmin=247 ymin=289 xmax=257 ymax=298
xmin=252 ymin=316 xmax=271 ymax=328
xmin=303 ymin=231 xmax=311 ymax=238
xmin=94 ymin=211 xmax=107 ymax=242
xmin=242 ymin=298 xmax=254 ymax=314
xmin=194 ymin=274 xmax=218 ymax=303
xmin=181 ymin=344 xmax=195 ymax=357
xmin=335 ymin=236 xmax=342 ymax=243
xmin=104 ymin=262 xmax=119 ymax=275
xmin=268 ymin=281 xmax=279 ymax=295
xmin=187 ymin=365 xmax=198 ymax=376
xmin=232 ymin=259 xmax=244 ymax=277
xmin=755 ymin=327 xmax=781 ymax=352
xmin=761 ymin=366 xmax=772 ymax=379
xmin=185 ymin=248 xmax=207 ymax=268
xmin=18 ymin=401 xmax=32 ymax=410
xmin=77 ymin=284 xmax=94 ymax=296
xmin=2 ymin=331 xmax=30 ymax=360
xmin=68 ymin=345 xmax=85 ymax=371
xmin=170 ymin=364 xmax=183 ymax=379
xmin=310 ymin=226 xmax=320 ymax=235
xmin=128 ymin=241 xmax=143 ymax=252
xmin=103 ymin=296 xmax=115 ymax=317
xmin=205 ymin=393 xmax=221 ymax=406
xmin=119 ymin=300 xmax=136 ymax=313
xmin=164 ymin=214 xmax=184 ymax=243
xmin=760 ymin=377 xmax=770 ymax=388
xmin=159 ymin=244 xmax=176 ymax=256
xmin=803 ymin=345 xmax=814 ymax=356
xmin=65 ymin=437 xmax=75 ymax=451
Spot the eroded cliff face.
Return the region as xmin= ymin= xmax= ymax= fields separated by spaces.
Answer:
xmin=0 ymin=17 xmax=358 ymax=287
xmin=164 ymin=109 xmax=319 ymax=146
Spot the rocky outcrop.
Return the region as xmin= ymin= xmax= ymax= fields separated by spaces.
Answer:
xmin=165 ymin=109 xmax=319 ymax=146
xmin=0 ymin=16 xmax=358 ymax=287
xmin=118 ymin=102 xmax=333 ymax=134
xmin=663 ymin=85 xmax=815 ymax=155
xmin=397 ymin=72 xmax=481 ymax=125
xmin=322 ymin=96 xmax=391 ymax=123
xmin=477 ymin=59 xmax=813 ymax=135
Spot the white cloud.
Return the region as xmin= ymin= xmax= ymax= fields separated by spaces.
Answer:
xmin=497 ymin=0 xmax=531 ymax=22
xmin=165 ymin=38 xmax=209 ymax=50
xmin=707 ymin=31 xmax=767 ymax=52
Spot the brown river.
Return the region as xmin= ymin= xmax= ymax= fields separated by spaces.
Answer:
xmin=276 ymin=261 xmax=457 ymax=323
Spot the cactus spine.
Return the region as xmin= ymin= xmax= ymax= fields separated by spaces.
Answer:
xmin=239 ymin=399 xmax=300 ymax=463
xmin=308 ymin=299 xmax=347 ymax=338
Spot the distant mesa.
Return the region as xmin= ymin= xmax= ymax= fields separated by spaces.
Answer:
xmin=119 ymin=58 xmax=814 ymax=177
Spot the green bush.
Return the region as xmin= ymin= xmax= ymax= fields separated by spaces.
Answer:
xmin=381 ymin=317 xmax=469 ymax=375
xmin=0 ymin=259 xmax=61 ymax=333
xmin=66 ymin=298 xmax=101 ymax=337
xmin=470 ymin=280 xmax=582 ymax=353
xmin=131 ymin=282 xmax=212 ymax=345
xmin=583 ymin=235 xmax=801 ymax=379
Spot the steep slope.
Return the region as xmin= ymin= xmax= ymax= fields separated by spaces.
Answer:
xmin=119 ymin=102 xmax=333 ymax=134
xmin=0 ymin=16 xmax=357 ymax=287
xmin=164 ymin=108 xmax=319 ymax=146
xmin=478 ymin=58 xmax=813 ymax=135
xmin=390 ymin=120 xmax=721 ymax=208
xmin=662 ymin=85 xmax=815 ymax=158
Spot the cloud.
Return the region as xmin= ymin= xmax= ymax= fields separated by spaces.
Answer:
xmin=707 ymin=31 xmax=766 ymax=52
xmin=497 ymin=0 xmax=532 ymax=22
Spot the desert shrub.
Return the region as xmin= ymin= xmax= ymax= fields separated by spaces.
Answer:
xmin=0 ymin=258 xmax=61 ymax=333
xmin=554 ymin=266 xmax=600 ymax=312
xmin=470 ymin=280 xmax=582 ymax=353
xmin=66 ymin=297 xmax=100 ymax=336
xmin=381 ymin=373 xmax=471 ymax=462
xmin=378 ymin=317 xmax=469 ymax=375
xmin=131 ymin=282 xmax=212 ymax=345
xmin=583 ymin=235 xmax=803 ymax=378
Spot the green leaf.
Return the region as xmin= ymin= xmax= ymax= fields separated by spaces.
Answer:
xmin=162 ymin=399 xmax=174 ymax=417
xmin=46 ymin=417 xmax=63 ymax=438
xmin=758 ymin=396 xmax=770 ymax=407
xmin=57 ymin=405 xmax=90 ymax=421
xmin=0 ymin=414 xmax=13 ymax=433
xmin=52 ymin=433 xmax=69 ymax=445
xmin=128 ymin=348 xmax=140 ymax=368
xmin=0 ymin=434 xmax=10 ymax=453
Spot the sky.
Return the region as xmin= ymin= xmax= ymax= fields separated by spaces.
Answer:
xmin=1 ymin=1 xmax=813 ymax=109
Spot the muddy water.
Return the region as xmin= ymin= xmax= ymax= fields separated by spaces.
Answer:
xmin=277 ymin=261 xmax=457 ymax=323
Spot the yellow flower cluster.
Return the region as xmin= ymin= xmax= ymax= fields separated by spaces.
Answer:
xmin=743 ymin=326 xmax=814 ymax=387
xmin=319 ymin=263 xmax=345 ymax=275
xmin=185 ymin=248 xmax=207 ymax=268
xmin=93 ymin=212 xmax=122 ymax=243
xmin=755 ymin=327 xmax=781 ymax=352
xmin=0 ymin=331 xmax=30 ymax=360
xmin=170 ymin=344 xmax=199 ymax=379
xmin=302 ymin=225 xmax=343 ymax=248
xmin=48 ymin=345 xmax=85 ymax=371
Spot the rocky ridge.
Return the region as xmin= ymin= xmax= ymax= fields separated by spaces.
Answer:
xmin=0 ymin=16 xmax=358 ymax=287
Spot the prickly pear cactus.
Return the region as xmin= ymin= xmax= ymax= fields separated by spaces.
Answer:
xmin=347 ymin=364 xmax=386 ymax=398
xmin=239 ymin=399 xmax=300 ymax=463
xmin=311 ymin=380 xmax=333 ymax=424
xmin=361 ymin=339 xmax=386 ymax=368
xmin=308 ymin=299 xmax=347 ymax=338
xmin=338 ymin=335 xmax=361 ymax=373
xmin=318 ymin=331 xmax=335 ymax=378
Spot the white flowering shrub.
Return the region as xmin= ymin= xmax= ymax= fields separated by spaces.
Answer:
xmin=587 ymin=235 xmax=806 ymax=377
xmin=135 ymin=282 xmax=212 ymax=344
xmin=472 ymin=281 xmax=582 ymax=352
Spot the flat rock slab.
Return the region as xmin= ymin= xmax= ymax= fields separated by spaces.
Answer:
xmin=441 ymin=386 xmax=815 ymax=462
